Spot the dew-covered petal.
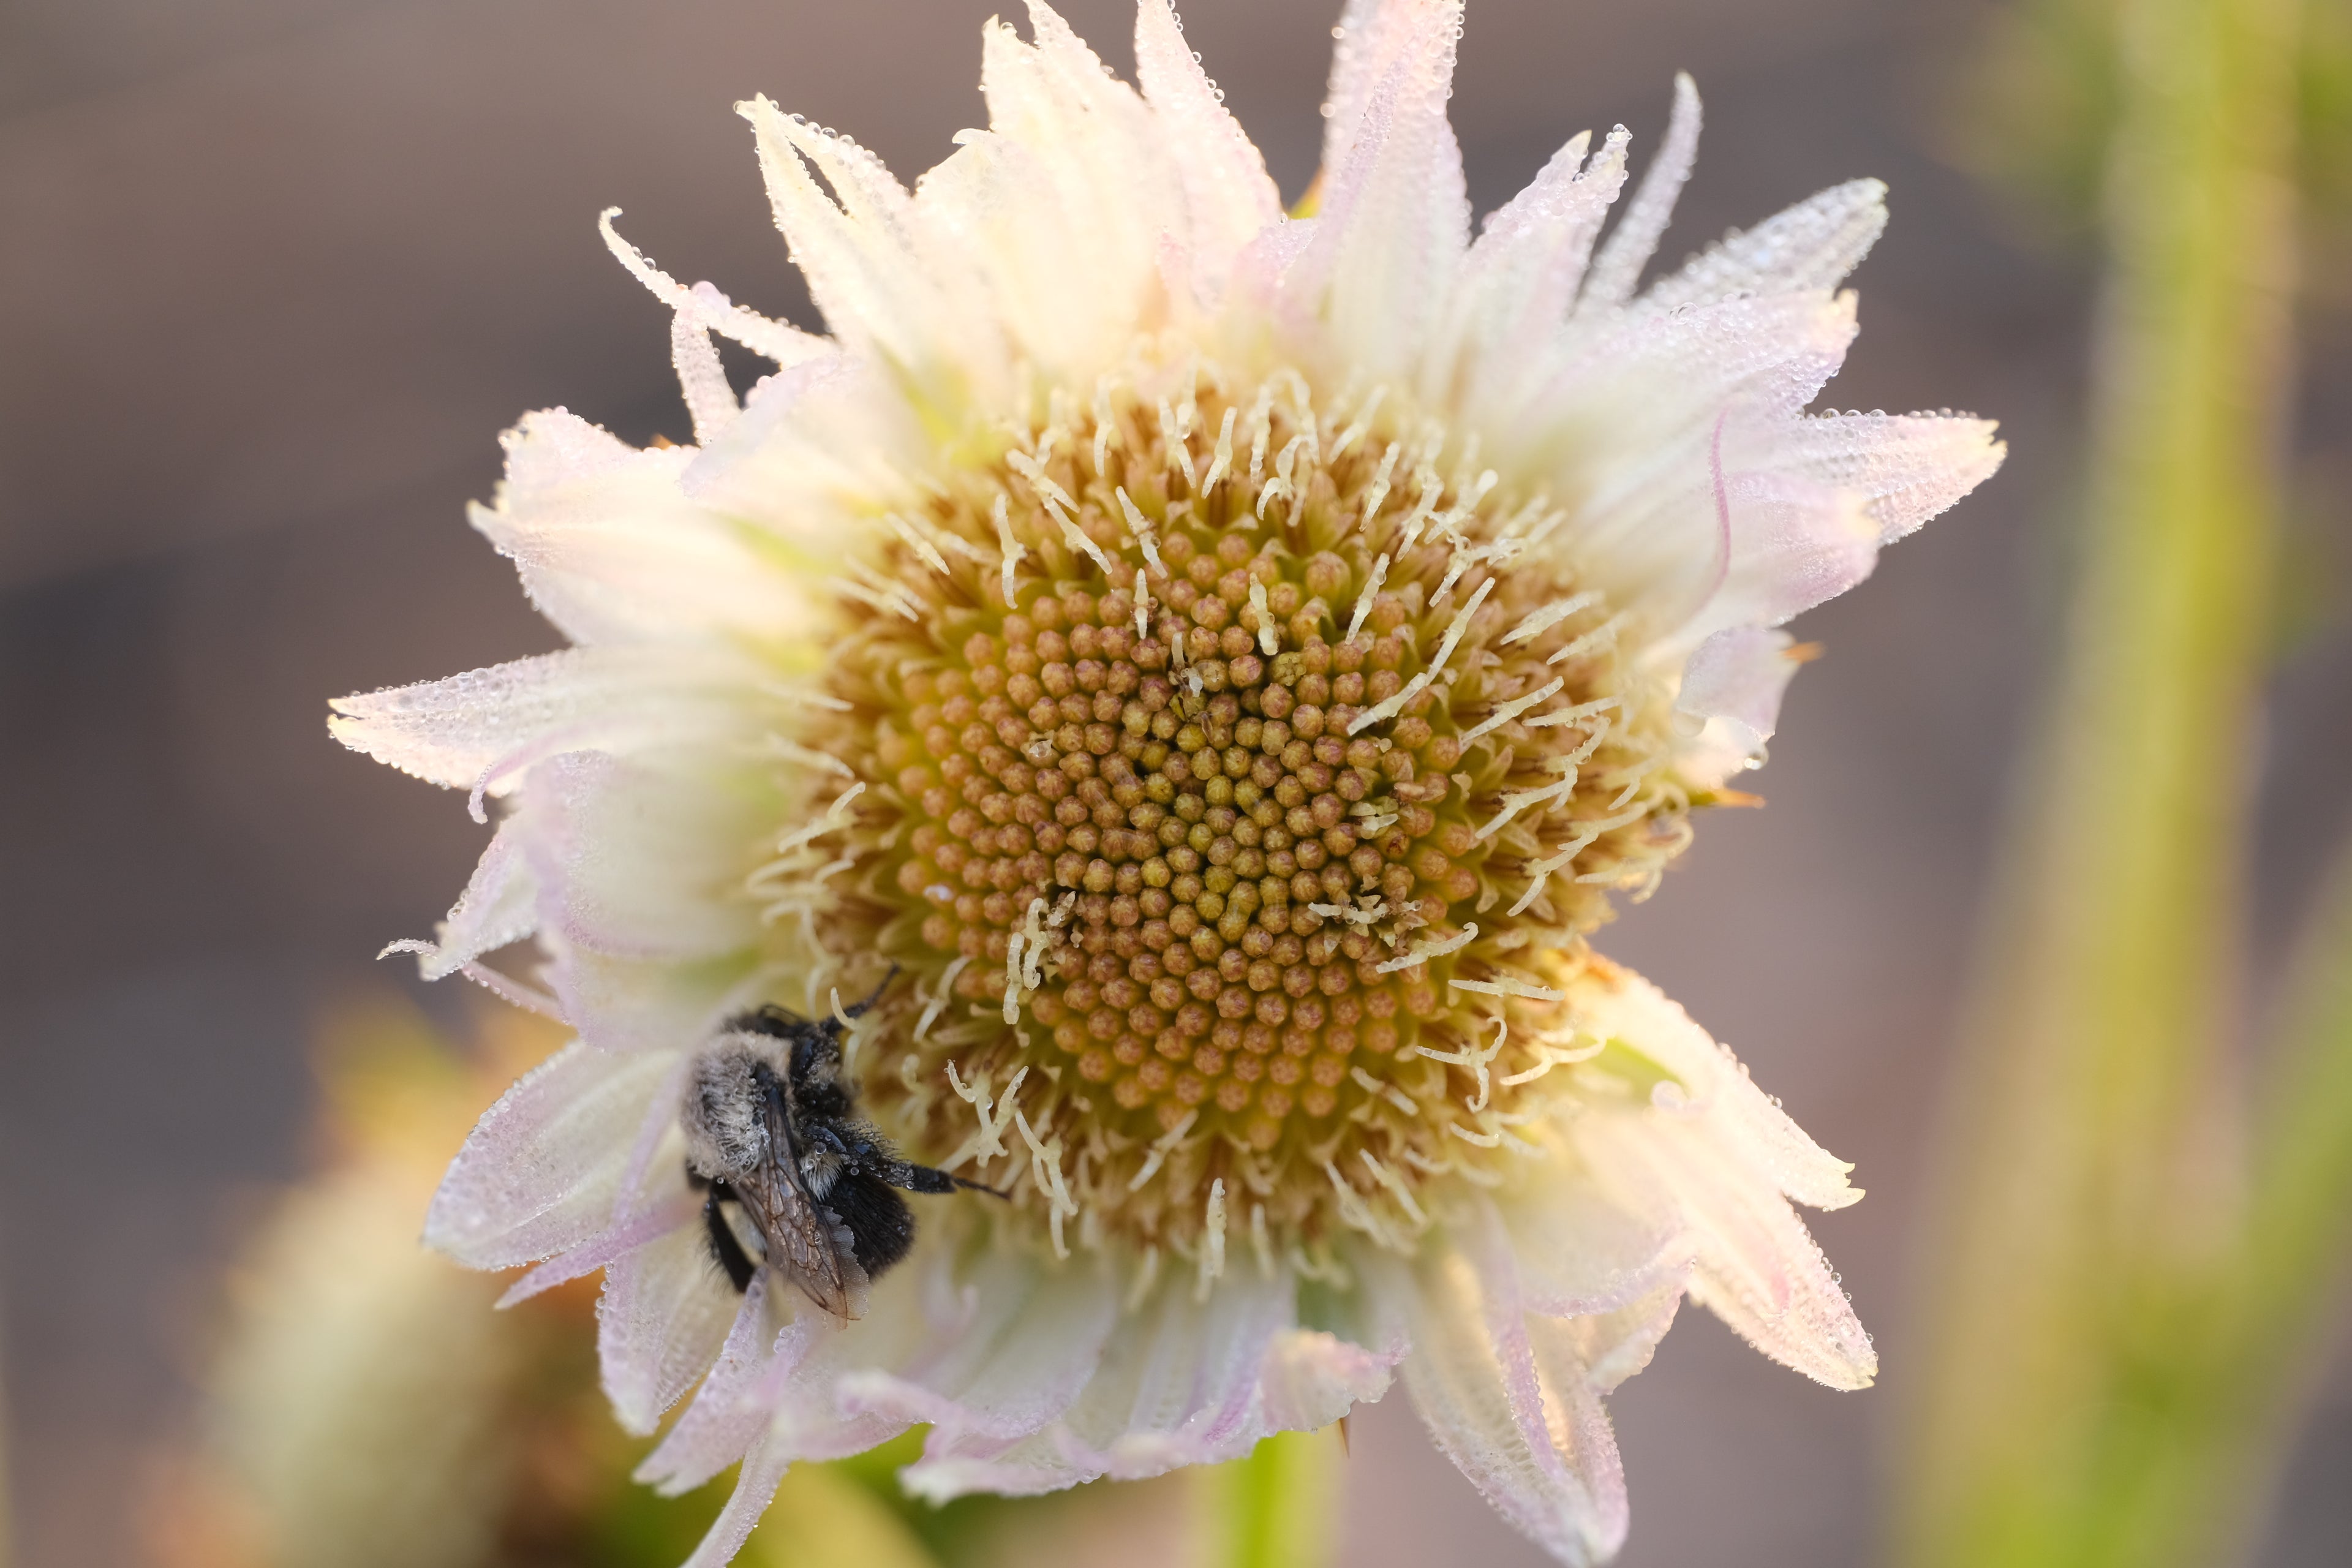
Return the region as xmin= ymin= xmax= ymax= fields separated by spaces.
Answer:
xmin=683 ymin=350 xmax=933 ymax=546
xmin=1672 ymin=625 xmax=1803 ymax=788
xmin=677 ymin=1427 xmax=797 ymax=1568
xmin=1088 ymin=1265 xmax=1300 ymax=1477
xmin=396 ymin=813 xmax=540 ymax=982
xmin=1512 ymin=292 xmax=1861 ymax=633
xmin=1578 ymin=73 xmax=1701 ymax=310
xmin=1255 ymin=1325 xmax=1399 ymax=1433
xmin=1708 ymin=472 xmax=1883 ymax=632
xmin=1545 ymin=1282 xmax=1683 ymax=1395
xmin=423 ymin=1039 xmax=680 ymax=1270
xmin=1580 ymin=1107 xmax=1874 ymax=1390
xmin=1134 ymin=0 xmax=1283 ymax=296
xmin=657 ymin=1224 xmax=986 ymax=1492
xmin=1676 ymin=625 xmax=1800 ymax=755
xmin=1366 ymin=1231 xmax=1630 ymax=1567
xmin=1494 ymin=1159 xmax=1687 ymax=1318
xmin=522 ymin=750 xmax=776 ymax=964
xmin=910 ymin=6 xmax=1174 ymax=382
xmin=741 ymin=97 xmax=995 ymax=388
xmin=1441 ymin=127 xmax=1629 ymax=413
xmin=513 ymin=734 xmax=842 ymax=1056
xmin=1568 ymin=959 xmax=1861 ymax=1211
xmin=496 ymin=1189 xmax=701 ymax=1308
xmin=598 ymin=208 xmax=832 ymax=369
xmin=326 ymin=645 xmax=756 ymax=805
xmin=1769 ymin=410 xmax=2007 ymax=544
xmin=601 ymin=1219 xmax=747 ymax=1433
xmin=906 ymin=1265 xmax=1313 ymax=1499
xmin=1637 ymin=179 xmax=1887 ymax=314
xmin=546 ymin=944 xmax=775 ymax=1057
xmin=839 ymin=1249 xmax=1118 ymax=1444
xmin=468 ymin=409 xmax=816 ymax=648
xmin=1320 ymin=0 xmax=1458 ymax=179
xmin=1286 ymin=0 xmax=1468 ymax=380
xmin=639 ymin=1278 xmax=818 ymax=1495
xmin=669 ymin=312 xmax=742 ymax=448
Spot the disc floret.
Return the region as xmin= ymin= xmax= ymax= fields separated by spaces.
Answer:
xmin=796 ymin=359 xmax=1697 ymax=1267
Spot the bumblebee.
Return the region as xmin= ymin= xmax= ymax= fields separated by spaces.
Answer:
xmin=680 ymin=976 xmax=998 ymax=1318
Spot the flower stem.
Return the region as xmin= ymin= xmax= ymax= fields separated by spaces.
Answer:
xmin=2223 ymin=846 xmax=2352 ymax=1488
xmin=1201 ymin=1427 xmax=1341 ymax=1568
xmin=1899 ymin=0 xmax=2303 ymax=1563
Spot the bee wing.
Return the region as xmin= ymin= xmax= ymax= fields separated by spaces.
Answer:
xmin=734 ymin=1154 xmax=853 ymax=1320
xmin=737 ymin=1096 xmax=854 ymax=1321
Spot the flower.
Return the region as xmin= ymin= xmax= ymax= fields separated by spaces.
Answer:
xmin=330 ymin=2 xmax=2002 ymax=1562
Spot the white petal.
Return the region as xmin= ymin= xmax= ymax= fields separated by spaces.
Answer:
xmin=1442 ymin=127 xmax=1629 ymax=412
xmin=1134 ymin=0 xmax=1283 ymax=295
xmin=1581 ymin=1109 xmax=1874 ymax=1390
xmin=741 ymin=96 xmax=994 ymax=387
xmin=1513 ymin=294 xmax=1861 ymax=633
xmin=839 ymin=1250 xmax=1118 ymax=1443
xmin=1638 ymin=179 xmax=1887 ymax=313
xmin=326 ymin=645 xmax=755 ymax=807
xmin=1366 ymin=1230 xmax=1629 ymax=1567
xmin=682 ymin=352 xmax=930 ymax=543
xmin=1771 ymin=410 xmax=2007 ymax=543
xmin=670 ymin=312 xmax=741 ymax=450
xmin=678 ymin=1428 xmax=796 ymax=1568
xmin=600 ymin=1219 xmax=746 ymax=1433
xmin=598 ymin=208 xmax=831 ymax=367
xmin=683 ymin=1228 xmax=990 ymax=1486
xmin=1547 ymin=1282 xmax=1683 ymax=1395
xmin=1505 ymin=315 xmax=1853 ymax=644
xmin=1716 ymin=471 xmax=1882 ymax=628
xmin=1495 ymin=1162 xmax=1686 ymax=1318
xmin=1543 ymin=293 xmax=1860 ymax=490
xmin=546 ymin=943 xmax=774 ymax=1057
xmin=1254 ymin=1326 xmax=1399 ymax=1433
xmin=522 ymin=749 xmax=772 ymax=963
xmin=1579 ymin=73 xmax=1700 ymax=309
xmin=1569 ymin=960 xmax=1861 ymax=1210
xmin=399 ymin=814 xmax=539 ymax=981
xmin=910 ymin=1265 xmax=1316 ymax=1498
xmin=1093 ymin=1267 xmax=1298 ymax=1477
xmin=422 ymin=1039 xmax=679 ymax=1270
xmin=639 ymin=1277 xmax=816 ymax=1494
xmin=496 ymin=1192 xmax=699 ymax=1308
xmin=912 ymin=7 xmax=1174 ymax=380
xmin=470 ymin=409 xmax=815 ymax=647
xmin=1287 ymin=0 xmax=1468 ymax=379
xmin=1672 ymin=625 xmax=1803 ymax=788
xmin=1319 ymin=0 xmax=1460 ymax=179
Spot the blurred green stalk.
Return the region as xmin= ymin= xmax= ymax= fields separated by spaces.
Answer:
xmin=1200 ymin=1427 xmax=1340 ymax=1568
xmin=1898 ymin=0 xmax=2331 ymax=1564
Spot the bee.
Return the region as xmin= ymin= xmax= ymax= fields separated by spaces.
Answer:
xmin=680 ymin=973 xmax=999 ymax=1319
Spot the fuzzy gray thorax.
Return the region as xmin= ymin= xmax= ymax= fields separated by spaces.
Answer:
xmin=680 ymin=1037 xmax=780 ymax=1183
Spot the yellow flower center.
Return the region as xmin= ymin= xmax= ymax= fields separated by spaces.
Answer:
xmin=796 ymin=360 xmax=1697 ymax=1265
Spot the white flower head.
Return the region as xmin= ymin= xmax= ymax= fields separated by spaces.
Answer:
xmin=333 ymin=3 xmax=2000 ymax=1562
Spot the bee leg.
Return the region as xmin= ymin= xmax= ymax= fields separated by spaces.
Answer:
xmin=872 ymin=1158 xmax=1010 ymax=1200
xmin=702 ymin=1182 xmax=759 ymax=1294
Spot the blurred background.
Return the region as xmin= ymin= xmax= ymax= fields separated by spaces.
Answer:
xmin=2 ymin=1 xmax=2346 ymax=1565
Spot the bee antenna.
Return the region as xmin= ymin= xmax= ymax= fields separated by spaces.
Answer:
xmin=846 ymin=963 xmax=899 ymax=1018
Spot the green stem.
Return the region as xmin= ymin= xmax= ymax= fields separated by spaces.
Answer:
xmin=1898 ymin=0 xmax=2300 ymax=1564
xmin=1202 ymin=1427 xmax=1341 ymax=1568
xmin=2216 ymin=847 xmax=2352 ymax=1499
